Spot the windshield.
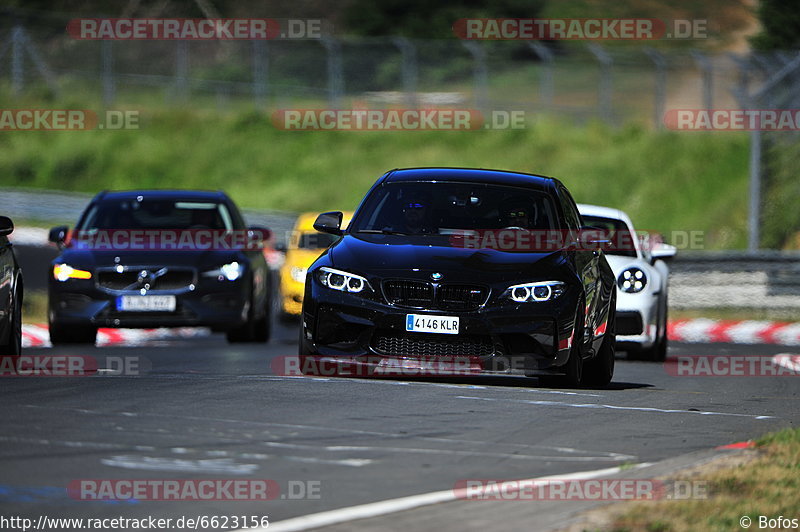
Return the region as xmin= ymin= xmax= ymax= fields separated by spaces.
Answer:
xmin=297 ymin=232 xmax=340 ymax=250
xmin=350 ymin=181 xmax=557 ymax=235
xmin=581 ymin=215 xmax=638 ymax=258
xmin=77 ymin=199 xmax=234 ymax=232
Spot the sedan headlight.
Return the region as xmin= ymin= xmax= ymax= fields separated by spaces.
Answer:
xmin=618 ymin=267 xmax=647 ymax=293
xmin=202 ymin=261 xmax=245 ymax=281
xmin=290 ymin=266 xmax=307 ymax=283
xmin=53 ymin=264 xmax=92 ymax=281
xmin=507 ymin=281 xmax=565 ymax=302
xmin=317 ymin=267 xmax=370 ymax=293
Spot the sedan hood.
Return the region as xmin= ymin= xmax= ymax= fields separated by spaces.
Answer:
xmin=54 ymin=248 xmax=244 ymax=270
xmin=328 ymin=234 xmax=570 ymax=284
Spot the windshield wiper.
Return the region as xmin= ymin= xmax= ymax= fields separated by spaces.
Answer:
xmin=356 ymin=229 xmax=411 ymax=236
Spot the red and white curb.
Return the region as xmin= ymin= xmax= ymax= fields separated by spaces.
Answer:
xmin=22 ymin=324 xmax=210 ymax=348
xmin=668 ymin=319 xmax=800 ymax=345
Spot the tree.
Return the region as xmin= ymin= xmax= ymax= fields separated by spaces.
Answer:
xmin=750 ymin=0 xmax=800 ymax=51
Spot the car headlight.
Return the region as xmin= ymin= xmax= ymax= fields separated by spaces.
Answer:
xmin=507 ymin=281 xmax=565 ymax=302
xmin=618 ymin=267 xmax=647 ymax=293
xmin=53 ymin=264 xmax=92 ymax=281
xmin=202 ymin=261 xmax=245 ymax=281
xmin=290 ymin=266 xmax=307 ymax=283
xmin=317 ymin=267 xmax=370 ymax=293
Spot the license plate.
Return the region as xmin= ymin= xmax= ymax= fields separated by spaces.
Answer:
xmin=117 ymin=295 xmax=176 ymax=312
xmin=405 ymin=314 xmax=459 ymax=335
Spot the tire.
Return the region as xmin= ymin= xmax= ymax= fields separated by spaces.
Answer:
xmin=49 ymin=321 xmax=97 ymax=345
xmin=226 ymin=291 xmax=270 ymax=344
xmin=583 ymin=294 xmax=616 ymax=388
xmin=0 ymin=287 xmax=22 ymax=369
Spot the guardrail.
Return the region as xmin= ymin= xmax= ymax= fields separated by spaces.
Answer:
xmin=669 ymin=252 xmax=800 ymax=310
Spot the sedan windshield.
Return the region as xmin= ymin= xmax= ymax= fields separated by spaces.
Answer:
xmin=350 ymin=182 xmax=557 ymax=235
xmin=77 ymin=199 xmax=234 ymax=231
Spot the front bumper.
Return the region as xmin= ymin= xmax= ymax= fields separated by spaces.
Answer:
xmin=615 ymin=290 xmax=660 ymax=349
xmin=301 ymin=282 xmax=580 ymax=376
xmin=49 ymin=276 xmax=251 ymax=330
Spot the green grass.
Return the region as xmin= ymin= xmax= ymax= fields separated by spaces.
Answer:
xmin=609 ymin=427 xmax=800 ymax=532
xmin=0 ymin=109 xmax=753 ymax=249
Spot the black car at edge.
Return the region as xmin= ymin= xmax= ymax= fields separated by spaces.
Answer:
xmin=48 ymin=190 xmax=272 ymax=345
xmin=299 ymin=168 xmax=617 ymax=387
xmin=0 ymin=216 xmax=23 ymax=362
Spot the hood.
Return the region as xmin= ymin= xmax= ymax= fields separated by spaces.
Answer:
xmin=54 ymin=247 xmax=245 ymax=270
xmin=328 ymin=234 xmax=571 ymax=284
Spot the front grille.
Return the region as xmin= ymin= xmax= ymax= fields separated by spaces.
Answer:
xmin=616 ymin=311 xmax=644 ymax=335
xmin=438 ymin=284 xmax=489 ymax=310
xmin=372 ymin=331 xmax=495 ymax=358
xmin=383 ymin=280 xmax=433 ymax=308
xmin=97 ymin=268 xmax=195 ymax=292
xmin=382 ymin=280 xmax=488 ymax=310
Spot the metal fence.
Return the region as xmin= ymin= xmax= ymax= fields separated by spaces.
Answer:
xmin=0 ymin=18 xmax=781 ymax=127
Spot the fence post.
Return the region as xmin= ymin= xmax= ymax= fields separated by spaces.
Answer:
xmin=175 ymin=40 xmax=189 ymax=103
xmin=252 ymin=39 xmax=268 ymax=110
xmin=644 ymin=48 xmax=666 ymax=129
xmin=102 ymin=40 xmax=114 ymax=107
xmin=690 ymin=50 xmax=713 ymax=110
xmin=748 ymin=127 xmax=761 ymax=252
xmin=321 ymin=37 xmax=343 ymax=108
xmin=527 ymin=41 xmax=554 ymax=109
xmin=11 ymin=25 xmax=24 ymax=96
xmin=392 ymin=37 xmax=417 ymax=108
xmin=588 ymin=44 xmax=613 ymax=123
xmin=461 ymin=41 xmax=488 ymax=112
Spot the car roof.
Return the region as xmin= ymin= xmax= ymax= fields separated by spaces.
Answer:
xmin=382 ymin=167 xmax=557 ymax=190
xmin=577 ymin=203 xmax=634 ymax=228
xmin=92 ymin=190 xmax=230 ymax=202
xmin=295 ymin=211 xmax=354 ymax=232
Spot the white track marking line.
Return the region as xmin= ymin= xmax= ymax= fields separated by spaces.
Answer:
xmin=243 ymin=463 xmax=651 ymax=532
xmin=456 ymin=396 xmax=775 ymax=419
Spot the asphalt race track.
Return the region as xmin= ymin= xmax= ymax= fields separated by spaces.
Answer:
xmin=2 ymin=318 xmax=798 ymax=531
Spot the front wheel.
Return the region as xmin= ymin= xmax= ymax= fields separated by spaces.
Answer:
xmin=49 ymin=321 xmax=97 ymax=345
xmin=226 ymin=292 xmax=271 ymax=344
xmin=0 ymin=287 xmax=22 ymax=369
xmin=583 ymin=294 xmax=616 ymax=388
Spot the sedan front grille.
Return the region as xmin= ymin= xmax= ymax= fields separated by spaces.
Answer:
xmin=371 ymin=331 xmax=495 ymax=358
xmin=382 ymin=280 xmax=488 ymax=310
xmin=97 ymin=268 xmax=195 ymax=292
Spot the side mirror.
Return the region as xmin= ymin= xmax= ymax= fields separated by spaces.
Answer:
xmin=0 ymin=216 xmax=13 ymax=237
xmin=651 ymin=243 xmax=677 ymax=264
xmin=247 ymin=225 xmax=272 ymax=249
xmin=49 ymin=225 xmax=69 ymax=247
xmin=313 ymin=211 xmax=343 ymax=236
xmin=579 ymin=226 xmax=610 ymax=249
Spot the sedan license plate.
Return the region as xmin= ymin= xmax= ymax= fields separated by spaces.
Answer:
xmin=117 ymin=295 xmax=176 ymax=312
xmin=406 ymin=314 xmax=459 ymax=335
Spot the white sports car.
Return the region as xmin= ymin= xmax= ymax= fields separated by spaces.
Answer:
xmin=578 ymin=204 xmax=676 ymax=361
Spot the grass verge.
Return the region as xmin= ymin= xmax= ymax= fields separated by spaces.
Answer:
xmin=602 ymin=427 xmax=800 ymax=532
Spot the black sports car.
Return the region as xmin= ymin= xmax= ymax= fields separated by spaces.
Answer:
xmin=0 ymin=216 xmax=23 ymax=361
xmin=299 ymin=168 xmax=617 ymax=387
xmin=48 ymin=190 xmax=273 ymax=345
